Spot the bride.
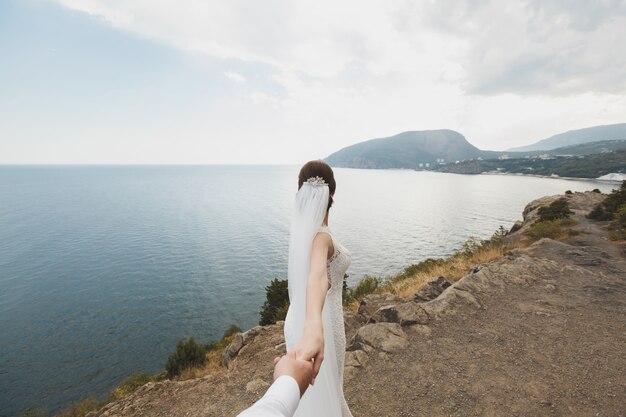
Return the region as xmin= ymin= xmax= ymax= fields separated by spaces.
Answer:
xmin=283 ymin=160 xmax=353 ymax=417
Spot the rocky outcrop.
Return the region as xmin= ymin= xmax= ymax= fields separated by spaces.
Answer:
xmin=411 ymin=276 xmax=453 ymax=302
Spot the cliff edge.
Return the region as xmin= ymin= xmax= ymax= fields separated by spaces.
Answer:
xmin=90 ymin=191 xmax=626 ymax=417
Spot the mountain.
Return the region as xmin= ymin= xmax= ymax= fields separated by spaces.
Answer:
xmin=521 ymin=139 xmax=626 ymax=157
xmin=324 ymin=130 xmax=498 ymax=169
xmin=508 ymin=123 xmax=626 ymax=152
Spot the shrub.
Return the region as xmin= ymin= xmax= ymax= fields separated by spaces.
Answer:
xmin=259 ymin=278 xmax=290 ymax=326
xmin=221 ymin=324 xmax=241 ymax=339
xmin=341 ymin=274 xmax=352 ymax=305
xmin=588 ymin=181 xmax=626 ymax=220
xmin=538 ymin=198 xmax=573 ymax=221
xmin=592 ymin=188 xmax=601 ymax=193
xmin=348 ymin=275 xmax=382 ymax=300
xmin=108 ymin=372 xmax=153 ymax=402
xmin=527 ymin=218 xmax=578 ymax=242
xmin=165 ymin=337 xmax=207 ymax=379
xmin=400 ymin=258 xmax=445 ymax=279
xmin=565 ymin=190 xmax=573 ymax=195
xmin=55 ymin=397 xmax=99 ymax=417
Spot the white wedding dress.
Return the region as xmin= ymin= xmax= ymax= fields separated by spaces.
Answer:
xmin=284 ymin=224 xmax=353 ymax=417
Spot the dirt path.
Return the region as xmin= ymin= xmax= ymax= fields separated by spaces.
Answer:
xmin=347 ymin=214 xmax=626 ymax=417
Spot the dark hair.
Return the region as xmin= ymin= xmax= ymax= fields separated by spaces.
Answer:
xmin=298 ymin=160 xmax=336 ymax=211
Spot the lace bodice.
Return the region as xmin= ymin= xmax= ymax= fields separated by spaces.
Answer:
xmin=317 ymin=225 xmax=353 ymax=417
xmin=318 ymin=225 xmax=352 ymax=292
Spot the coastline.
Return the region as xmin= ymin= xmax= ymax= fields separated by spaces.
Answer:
xmin=476 ymin=170 xmax=625 ymax=183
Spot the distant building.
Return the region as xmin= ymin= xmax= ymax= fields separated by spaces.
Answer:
xmin=499 ymin=154 xmax=509 ymax=160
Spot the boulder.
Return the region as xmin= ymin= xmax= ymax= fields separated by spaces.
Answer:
xmin=349 ymin=323 xmax=409 ymax=353
xmin=412 ymin=276 xmax=453 ymax=302
xmin=370 ymin=301 xmax=430 ymax=326
xmin=357 ymin=293 xmax=405 ymax=319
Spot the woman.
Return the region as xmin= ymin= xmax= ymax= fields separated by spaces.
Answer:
xmin=283 ymin=160 xmax=353 ymax=417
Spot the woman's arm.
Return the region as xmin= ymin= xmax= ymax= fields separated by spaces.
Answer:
xmin=293 ymin=231 xmax=332 ymax=384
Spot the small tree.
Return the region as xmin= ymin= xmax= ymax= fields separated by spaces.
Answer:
xmin=165 ymin=337 xmax=206 ymax=379
xmin=259 ymin=279 xmax=290 ymax=325
xmin=538 ymin=198 xmax=573 ymax=221
xmin=588 ymin=181 xmax=626 ymax=220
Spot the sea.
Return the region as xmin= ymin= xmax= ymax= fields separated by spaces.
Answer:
xmin=0 ymin=165 xmax=619 ymax=416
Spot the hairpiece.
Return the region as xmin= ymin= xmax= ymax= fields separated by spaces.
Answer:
xmin=306 ymin=176 xmax=327 ymax=186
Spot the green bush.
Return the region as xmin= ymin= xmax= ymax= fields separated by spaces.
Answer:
xmin=55 ymin=397 xmax=99 ymax=417
xmin=341 ymin=274 xmax=353 ymax=305
xmin=347 ymin=275 xmax=382 ymax=300
xmin=108 ymin=372 xmax=154 ymax=402
xmin=565 ymin=190 xmax=573 ymax=195
xmin=399 ymin=258 xmax=445 ymax=279
xmin=527 ymin=218 xmax=578 ymax=242
xmin=538 ymin=198 xmax=573 ymax=221
xmin=259 ymin=278 xmax=290 ymax=326
xmin=588 ymin=181 xmax=626 ymax=221
xmin=221 ymin=324 xmax=241 ymax=339
xmin=165 ymin=337 xmax=207 ymax=379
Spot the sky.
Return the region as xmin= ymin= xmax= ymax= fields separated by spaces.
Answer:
xmin=1 ymin=0 xmax=625 ymax=164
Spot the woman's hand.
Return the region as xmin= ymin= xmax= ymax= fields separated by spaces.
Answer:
xmin=293 ymin=320 xmax=324 ymax=384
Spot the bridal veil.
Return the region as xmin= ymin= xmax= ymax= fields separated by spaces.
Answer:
xmin=284 ymin=180 xmax=344 ymax=416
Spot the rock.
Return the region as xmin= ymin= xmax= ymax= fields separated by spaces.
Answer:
xmin=371 ymin=302 xmax=430 ymax=326
xmin=224 ymin=325 xmax=275 ymax=367
xmin=223 ymin=333 xmax=245 ymax=367
xmin=344 ymin=365 xmax=360 ymax=382
xmin=344 ymin=310 xmax=367 ymax=342
xmin=412 ymin=276 xmax=453 ymax=302
xmin=246 ymin=379 xmax=269 ymax=394
xmin=358 ymin=293 xmax=405 ymax=319
xmin=349 ymin=323 xmax=409 ymax=353
xmin=509 ymin=220 xmax=523 ymax=234
xmin=409 ymin=324 xmax=432 ymax=337
xmin=345 ymin=350 xmax=369 ymax=368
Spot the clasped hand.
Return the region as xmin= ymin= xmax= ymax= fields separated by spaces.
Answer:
xmin=292 ymin=321 xmax=324 ymax=385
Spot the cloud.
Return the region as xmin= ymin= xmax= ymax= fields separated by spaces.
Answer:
xmin=223 ymin=71 xmax=246 ymax=83
xmin=54 ymin=0 xmax=626 ymax=97
xmin=34 ymin=0 xmax=626 ymax=163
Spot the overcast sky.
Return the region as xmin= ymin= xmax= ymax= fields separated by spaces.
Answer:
xmin=1 ymin=0 xmax=625 ymax=164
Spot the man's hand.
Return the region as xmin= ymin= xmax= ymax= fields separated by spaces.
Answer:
xmin=292 ymin=321 xmax=324 ymax=385
xmin=273 ymin=351 xmax=314 ymax=397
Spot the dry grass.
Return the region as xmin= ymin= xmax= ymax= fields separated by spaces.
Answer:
xmin=177 ymin=349 xmax=228 ymax=380
xmin=389 ymin=244 xmax=518 ymax=298
xmin=345 ymin=236 xmax=526 ymax=312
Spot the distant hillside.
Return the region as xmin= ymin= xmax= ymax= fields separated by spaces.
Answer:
xmin=508 ymin=123 xmax=626 ymax=152
xmin=438 ymin=150 xmax=626 ymax=178
xmin=522 ymin=140 xmax=626 ymax=157
xmin=324 ymin=130 xmax=498 ymax=169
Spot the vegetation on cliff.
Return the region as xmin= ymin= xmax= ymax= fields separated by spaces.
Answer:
xmin=588 ymin=180 xmax=626 ymax=240
xmin=438 ymin=150 xmax=626 ymax=178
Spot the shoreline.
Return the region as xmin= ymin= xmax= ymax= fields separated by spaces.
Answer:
xmin=476 ymin=170 xmax=625 ymax=183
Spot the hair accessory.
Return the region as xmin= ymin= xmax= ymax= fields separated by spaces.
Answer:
xmin=306 ymin=176 xmax=327 ymax=186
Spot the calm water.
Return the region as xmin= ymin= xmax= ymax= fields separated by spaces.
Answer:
xmin=0 ymin=165 xmax=618 ymax=416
